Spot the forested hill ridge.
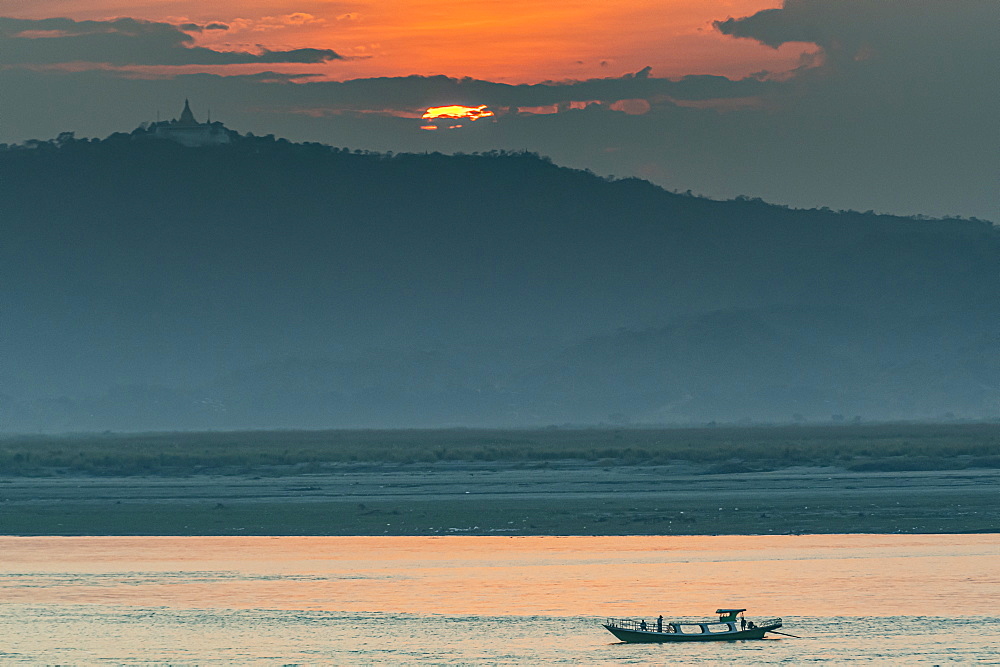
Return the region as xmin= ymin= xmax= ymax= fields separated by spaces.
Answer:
xmin=1 ymin=132 xmax=998 ymax=431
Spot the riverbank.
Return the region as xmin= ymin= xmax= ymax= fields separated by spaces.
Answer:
xmin=2 ymin=463 xmax=997 ymax=535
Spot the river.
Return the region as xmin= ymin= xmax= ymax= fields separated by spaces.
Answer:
xmin=1 ymin=534 xmax=997 ymax=664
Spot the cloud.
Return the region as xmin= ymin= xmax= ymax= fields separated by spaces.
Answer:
xmin=248 ymin=69 xmax=772 ymax=117
xmin=253 ymin=13 xmax=325 ymax=31
xmin=177 ymin=22 xmax=230 ymax=33
xmin=710 ymin=0 xmax=999 ymax=160
xmin=0 ymin=17 xmax=341 ymax=66
xmin=714 ymin=0 xmax=997 ymax=85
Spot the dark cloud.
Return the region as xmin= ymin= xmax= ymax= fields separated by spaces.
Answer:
xmin=0 ymin=17 xmax=338 ymax=66
xmin=714 ymin=0 xmax=997 ymax=82
xmin=176 ymin=22 xmax=229 ymax=33
xmin=247 ymin=69 xmax=771 ymax=114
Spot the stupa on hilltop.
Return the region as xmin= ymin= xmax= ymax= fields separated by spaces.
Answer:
xmin=150 ymin=99 xmax=233 ymax=147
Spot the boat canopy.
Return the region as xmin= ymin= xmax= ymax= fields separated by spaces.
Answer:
xmin=716 ymin=609 xmax=747 ymax=614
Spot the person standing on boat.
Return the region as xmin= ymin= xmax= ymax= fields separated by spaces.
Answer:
xmin=657 ymin=615 xmax=663 ymax=632
xmin=741 ymin=616 xmax=746 ymax=631
xmin=640 ymin=620 xmax=647 ymax=631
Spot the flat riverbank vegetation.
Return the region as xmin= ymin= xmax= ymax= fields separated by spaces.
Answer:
xmin=1 ymin=423 xmax=999 ymax=477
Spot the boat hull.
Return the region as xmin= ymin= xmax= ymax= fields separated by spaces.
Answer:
xmin=603 ymin=623 xmax=780 ymax=643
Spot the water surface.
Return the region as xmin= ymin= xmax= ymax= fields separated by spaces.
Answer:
xmin=1 ymin=534 xmax=996 ymax=663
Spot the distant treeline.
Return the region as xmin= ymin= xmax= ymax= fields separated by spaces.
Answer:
xmin=1 ymin=423 xmax=998 ymax=476
xmin=1 ymin=131 xmax=998 ymax=430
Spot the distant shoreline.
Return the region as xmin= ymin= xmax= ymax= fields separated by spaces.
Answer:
xmin=3 ymin=423 xmax=999 ymax=476
xmin=2 ymin=425 xmax=996 ymax=536
xmin=2 ymin=462 xmax=997 ymax=536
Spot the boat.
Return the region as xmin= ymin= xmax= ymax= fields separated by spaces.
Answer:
xmin=603 ymin=608 xmax=784 ymax=642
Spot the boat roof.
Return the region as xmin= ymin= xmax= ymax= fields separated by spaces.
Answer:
xmin=716 ymin=608 xmax=747 ymax=613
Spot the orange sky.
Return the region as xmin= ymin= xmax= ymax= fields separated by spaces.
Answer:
xmin=8 ymin=1 xmax=808 ymax=82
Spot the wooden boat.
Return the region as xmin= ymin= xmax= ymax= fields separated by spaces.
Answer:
xmin=603 ymin=608 xmax=783 ymax=642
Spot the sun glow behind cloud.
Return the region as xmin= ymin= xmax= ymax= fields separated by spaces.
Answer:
xmin=420 ymin=104 xmax=494 ymax=130
xmin=423 ymin=105 xmax=494 ymax=121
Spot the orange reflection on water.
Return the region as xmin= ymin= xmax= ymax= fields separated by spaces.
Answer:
xmin=0 ymin=535 xmax=996 ymax=617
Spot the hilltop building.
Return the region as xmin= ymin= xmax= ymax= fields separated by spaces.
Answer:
xmin=150 ymin=100 xmax=233 ymax=147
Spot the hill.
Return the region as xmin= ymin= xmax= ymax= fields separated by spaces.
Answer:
xmin=1 ymin=131 xmax=997 ymax=430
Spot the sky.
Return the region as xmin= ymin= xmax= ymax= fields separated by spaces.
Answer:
xmin=1 ymin=0 xmax=997 ymax=220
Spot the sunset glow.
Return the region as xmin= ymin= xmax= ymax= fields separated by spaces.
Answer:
xmin=2 ymin=1 xmax=802 ymax=83
xmin=2 ymin=0 xmax=992 ymax=220
xmin=422 ymin=105 xmax=495 ymax=121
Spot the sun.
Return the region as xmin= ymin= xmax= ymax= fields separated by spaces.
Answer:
xmin=422 ymin=105 xmax=495 ymax=122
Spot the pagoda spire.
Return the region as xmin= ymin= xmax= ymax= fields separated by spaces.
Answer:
xmin=179 ymin=98 xmax=197 ymax=125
